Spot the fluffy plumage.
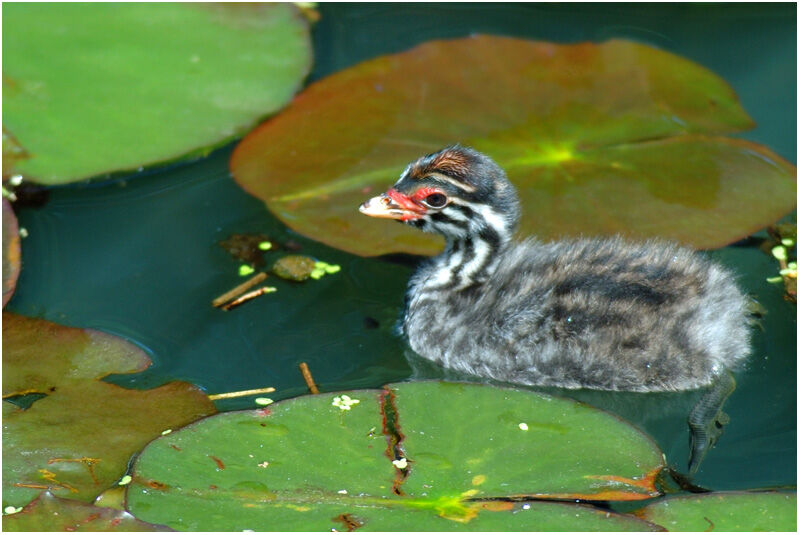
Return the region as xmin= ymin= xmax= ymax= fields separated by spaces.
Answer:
xmin=360 ymin=146 xmax=751 ymax=392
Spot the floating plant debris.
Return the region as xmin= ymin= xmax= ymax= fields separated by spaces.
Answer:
xmin=272 ymin=254 xmax=317 ymax=281
xmin=220 ymin=286 xmax=276 ymax=310
xmin=238 ymin=264 xmax=255 ymax=277
xmin=332 ymin=394 xmax=361 ymax=411
xmin=764 ymin=224 xmax=797 ymax=303
xmin=283 ymin=239 xmax=303 ymax=252
xmin=207 ymin=386 xmax=276 ymax=401
xmin=310 ymin=260 xmax=341 ymax=279
xmin=299 ymin=361 xmax=319 ymax=394
xmin=212 ymin=272 xmax=268 ymax=307
xmin=391 ymin=458 xmax=408 ymax=469
xmin=217 ymin=286 xmax=278 ymax=310
xmin=219 ymin=233 xmax=275 ymax=267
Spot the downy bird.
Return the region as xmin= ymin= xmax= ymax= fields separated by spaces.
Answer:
xmin=360 ymin=145 xmax=750 ymax=392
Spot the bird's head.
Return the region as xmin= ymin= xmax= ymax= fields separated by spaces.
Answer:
xmin=359 ymin=145 xmax=520 ymax=243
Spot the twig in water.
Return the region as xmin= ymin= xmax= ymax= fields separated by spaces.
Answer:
xmin=212 ymin=272 xmax=267 ymax=307
xmin=221 ymin=286 xmax=276 ymax=310
xmin=299 ymin=362 xmax=320 ymax=394
xmin=208 ymin=386 xmax=276 ymax=401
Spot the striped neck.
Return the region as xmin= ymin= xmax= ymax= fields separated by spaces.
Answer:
xmin=421 ymin=205 xmax=513 ymax=291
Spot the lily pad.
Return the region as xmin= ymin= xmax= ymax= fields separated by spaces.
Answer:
xmin=2 ymin=198 xmax=20 ymax=307
xmin=637 ymin=491 xmax=797 ymax=531
xmin=126 ymin=382 xmax=664 ymax=530
xmin=2 ymin=313 xmax=217 ymax=508
xmin=230 ymin=36 xmax=796 ymax=256
xmin=3 ymin=3 xmax=311 ymax=184
xmin=2 ymin=491 xmax=171 ymax=532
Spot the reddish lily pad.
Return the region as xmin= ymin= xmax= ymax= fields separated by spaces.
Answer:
xmin=2 ymin=198 xmax=20 ymax=307
xmin=231 ymin=36 xmax=796 ymax=256
xmin=3 ymin=3 xmax=311 ymax=184
xmin=2 ymin=313 xmax=217 ymax=508
xmin=2 ymin=491 xmax=171 ymax=532
xmin=126 ymin=382 xmax=664 ymax=530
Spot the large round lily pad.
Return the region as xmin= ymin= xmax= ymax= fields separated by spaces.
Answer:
xmin=126 ymin=382 xmax=664 ymax=530
xmin=2 ymin=198 xmax=20 ymax=307
xmin=2 ymin=313 xmax=217 ymax=508
xmin=230 ymin=36 xmax=796 ymax=256
xmin=3 ymin=3 xmax=311 ymax=184
xmin=637 ymin=491 xmax=796 ymax=531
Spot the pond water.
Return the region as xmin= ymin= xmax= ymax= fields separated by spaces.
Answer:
xmin=7 ymin=3 xmax=795 ymax=496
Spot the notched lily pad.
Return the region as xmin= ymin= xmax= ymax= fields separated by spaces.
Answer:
xmin=2 ymin=198 xmax=21 ymax=307
xmin=2 ymin=491 xmax=172 ymax=532
xmin=3 ymin=2 xmax=312 ymax=184
xmin=637 ymin=491 xmax=796 ymax=531
xmin=2 ymin=313 xmax=217 ymax=507
xmin=126 ymin=382 xmax=664 ymax=531
xmin=230 ymin=36 xmax=796 ymax=256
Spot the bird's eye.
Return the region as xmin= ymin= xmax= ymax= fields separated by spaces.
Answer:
xmin=423 ymin=193 xmax=447 ymax=208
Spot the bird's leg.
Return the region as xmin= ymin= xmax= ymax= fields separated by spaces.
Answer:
xmin=687 ymin=371 xmax=737 ymax=476
xmin=745 ymin=295 xmax=767 ymax=332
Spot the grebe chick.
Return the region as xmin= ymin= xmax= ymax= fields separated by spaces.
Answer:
xmin=360 ymin=145 xmax=751 ymax=393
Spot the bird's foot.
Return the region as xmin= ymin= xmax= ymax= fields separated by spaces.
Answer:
xmin=687 ymin=372 xmax=736 ymax=476
xmin=746 ymin=295 xmax=767 ymax=331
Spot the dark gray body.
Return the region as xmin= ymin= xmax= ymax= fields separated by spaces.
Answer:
xmin=403 ymin=236 xmax=750 ymax=392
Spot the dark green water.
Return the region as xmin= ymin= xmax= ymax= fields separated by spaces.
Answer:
xmin=7 ymin=3 xmax=796 ymax=493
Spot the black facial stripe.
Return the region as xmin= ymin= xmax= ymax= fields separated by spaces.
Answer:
xmin=450 ymin=203 xmax=476 ymax=219
xmin=478 ymin=226 xmax=501 ymax=250
xmin=430 ymin=211 xmax=468 ymax=229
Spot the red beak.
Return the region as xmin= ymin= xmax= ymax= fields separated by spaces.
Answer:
xmin=359 ymin=189 xmax=426 ymax=221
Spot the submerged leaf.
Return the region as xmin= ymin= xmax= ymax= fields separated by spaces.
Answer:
xmin=218 ymin=233 xmax=275 ymax=267
xmin=3 ymin=3 xmax=311 ymax=184
xmin=2 ymin=313 xmax=216 ymax=507
xmin=231 ymin=36 xmax=796 ymax=256
xmin=127 ymin=382 xmax=664 ymax=530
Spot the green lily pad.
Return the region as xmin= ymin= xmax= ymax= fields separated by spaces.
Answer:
xmin=3 ymin=3 xmax=311 ymax=184
xmin=2 ymin=491 xmax=171 ymax=532
xmin=230 ymin=36 xmax=796 ymax=256
xmin=391 ymin=381 xmax=664 ymax=501
xmin=2 ymin=313 xmax=217 ymax=508
xmin=126 ymin=382 xmax=664 ymax=530
xmin=637 ymin=491 xmax=797 ymax=531
xmin=2 ymin=198 xmax=20 ymax=307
